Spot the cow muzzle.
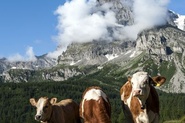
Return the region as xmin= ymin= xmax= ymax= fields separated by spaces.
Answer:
xmin=133 ymin=89 xmax=142 ymax=96
xmin=35 ymin=115 xmax=42 ymax=121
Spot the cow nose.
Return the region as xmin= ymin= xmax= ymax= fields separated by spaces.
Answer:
xmin=133 ymin=90 xmax=141 ymax=96
xmin=35 ymin=115 xmax=42 ymax=121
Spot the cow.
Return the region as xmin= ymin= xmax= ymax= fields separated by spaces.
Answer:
xmin=79 ymin=86 xmax=111 ymax=123
xmin=30 ymin=97 xmax=81 ymax=123
xmin=120 ymin=71 xmax=166 ymax=123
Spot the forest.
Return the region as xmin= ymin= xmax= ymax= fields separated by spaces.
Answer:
xmin=0 ymin=75 xmax=185 ymax=123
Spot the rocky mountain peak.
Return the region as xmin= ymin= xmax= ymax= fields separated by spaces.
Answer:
xmin=0 ymin=55 xmax=57 ymax=74
xmin=97 ymin=0 xmax=134 ymax=25
xmin=1 ymin=0 xmax=185 ymax=94
xmin=58 ymin=40 xmax=135 ymax=66
xmin=135 ymin=26 xmax=185 ymax=93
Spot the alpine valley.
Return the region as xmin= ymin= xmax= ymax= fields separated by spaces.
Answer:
xmin=1 ymin=0 xmax=185 ymax=123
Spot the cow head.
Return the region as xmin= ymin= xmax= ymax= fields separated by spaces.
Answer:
xmin=128 ymin=72 xmax=166 ymax=108
xmin=30 ymin=97 xmax=57 ymax=122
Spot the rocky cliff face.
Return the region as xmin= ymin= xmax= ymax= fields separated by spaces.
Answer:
xmin=1 ymin=66 xmax=83 ymax=83
xmin=58 ymin=40 xmax=135 ymax=66
xmin=135 ymin=26 xmax=185 ymax=93
xmin=0 ymin=55 xmax=57 ymax=74
xmin=136 ymin=26 xmax=185 ymax=60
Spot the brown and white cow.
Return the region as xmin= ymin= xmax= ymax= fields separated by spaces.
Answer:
xmin=79 ymin=86 xmax=111 ymax=123
xmin=120 ymin=71 xmax=166 ymax=123
xmin=30 ymin=97 xmax=81 ymax=123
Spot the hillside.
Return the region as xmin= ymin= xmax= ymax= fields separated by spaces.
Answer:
xmin=1 ymin=25 xmax=185 ymax=93
xmin=0 ymin=77 xmax=185 ymax=123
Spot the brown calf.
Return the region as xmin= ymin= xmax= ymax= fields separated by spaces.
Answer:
xmin=30 ymin=97 xmax=81 ymax=123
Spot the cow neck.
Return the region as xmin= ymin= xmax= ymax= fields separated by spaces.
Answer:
xmin=137 ymin=97 xmax=147 ymax=110
xmin=45 ymin=107 xmax=53 ymax=123
xmin=146 ymin=85 xmax=160 ymax=113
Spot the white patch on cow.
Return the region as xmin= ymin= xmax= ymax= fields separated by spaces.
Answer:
xmin=131 ymin=72 xmax=148 ymax=90
xmin=137 ymin=109 xmax=149 ymax=123
xmin=134 ymin=97 xmax=143 ymax=109
xmin=84 ymin=89 xmax=108 ymax=102
xmin=121 ymin=92 xmax=125 ymax=102
xmin=36 ymin=98 xmax=46 ymax=115
xmin=131 ymin=72 xmax=150 ymax=108
xmin=126 ymin=91 xmax=133 ymax=109
xmin=81 ymin=88 xmax=108 ymax=117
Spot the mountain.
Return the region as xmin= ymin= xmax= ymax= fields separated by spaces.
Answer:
xmin=0 ymin=54 xmax=57 ymax=74
xmin=57 ymin=25 xmax=185 ymax=93
xmin=135 ymin=26 xmax=185 ymax=93
xmin=1 ymin=0 xmax=185 ymax=93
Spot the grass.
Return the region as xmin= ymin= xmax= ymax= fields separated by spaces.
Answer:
xmin=163 ymin=116 xmax=185 ymax=123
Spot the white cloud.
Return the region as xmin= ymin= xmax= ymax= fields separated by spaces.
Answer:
xmin=117 ymin=0 xmax=169 ymax=40
xmin=134 ymin=0 xmax=168 ymax=26
xmin=26 ymin=47 xmax=37 ymax=61
xmin=7 ymin=46 xmax=37 ymax=62
xmin=7 ymin=54 xmax=24 ymax=62
xmin=47 ymin=0 xmax=117 ymax=58
xmin=47 ymin=48 xmax=64 ymax=59
xmin=57 ymin=0 xmax=117 ymax=43
xmin=48 ymin=0 xmax=170 ymax=58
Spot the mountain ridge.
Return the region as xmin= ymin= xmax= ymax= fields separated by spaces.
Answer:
xmin=0 ymin=0 xmax=185 ymax=93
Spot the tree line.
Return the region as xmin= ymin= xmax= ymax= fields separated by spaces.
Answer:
xmin=0 ymin=77 xmax=185 ymax=123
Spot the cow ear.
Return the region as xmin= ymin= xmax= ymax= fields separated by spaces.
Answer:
xmin=128 ymin=76 xmax=131 ymax=82
xmin=151 ymin=76 xmax=166 ymax=87
xmin=50 ymin=98 xmax=57 ymax=105
xmin=30 ymin=98 xmax=37 ymax=106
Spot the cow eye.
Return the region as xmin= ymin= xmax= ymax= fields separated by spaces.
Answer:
xmin=145 ymin=80 xmax=148 ymax=84
xmin=44 ymin=106 xmax=49 ymax=109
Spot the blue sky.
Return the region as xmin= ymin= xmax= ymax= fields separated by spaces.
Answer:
xmin=168 ymin=0 xmax=185 ymax=15
xmin=0 ymin=0 xmax=184 ymax=59
xmin=0 ymin=0 xmax=64 ymax=58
